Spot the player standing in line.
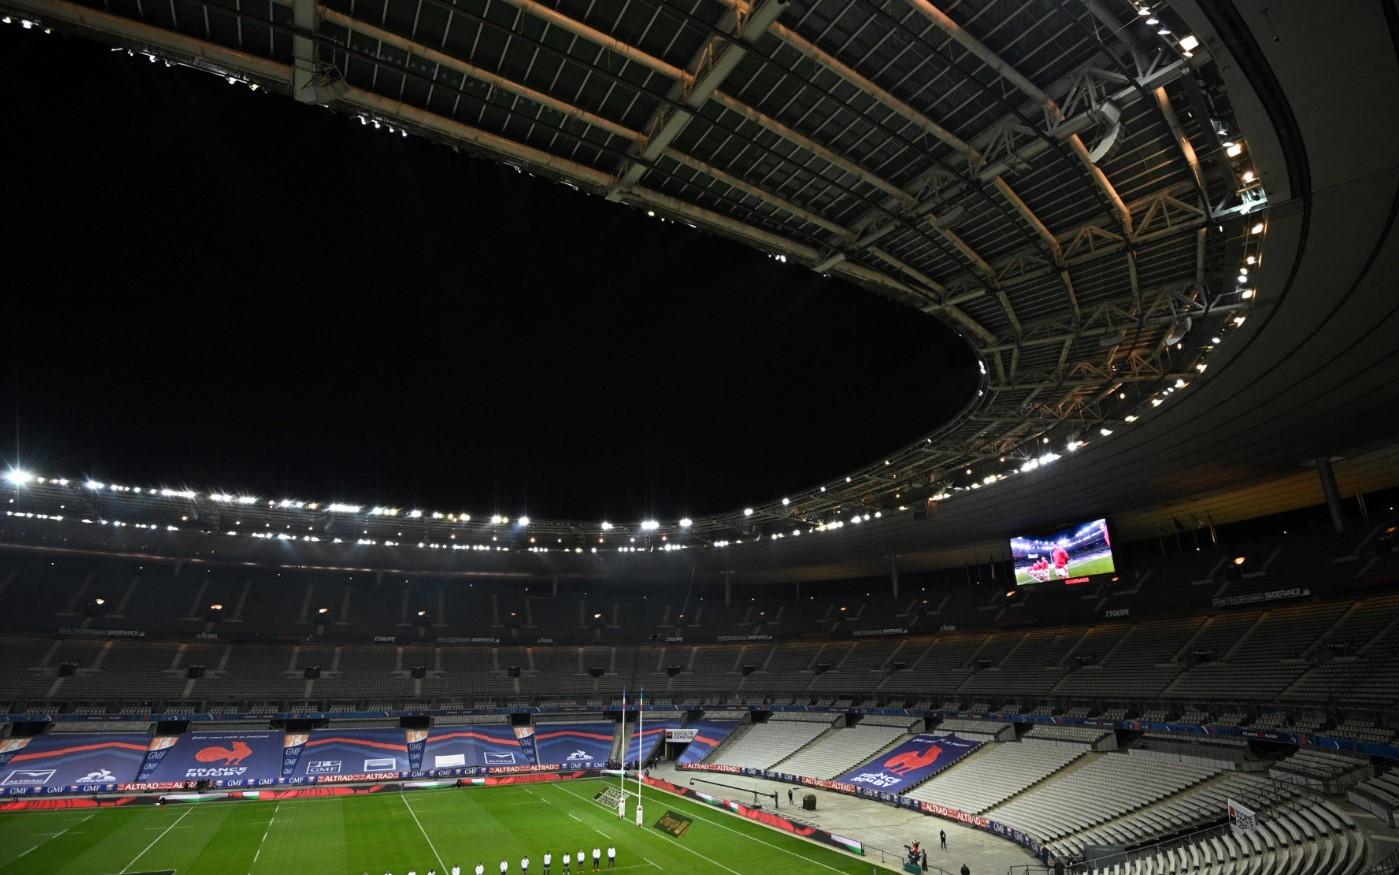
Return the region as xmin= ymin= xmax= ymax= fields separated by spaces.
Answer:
xmin=577 ymin=848 xmax=584 ymax=870
xmin=562 ymin=852 xmax=570 ymax=873
xmin=542 ymin=851 xmax=552 ymax=875
xmin=452 ymin=865 xmax=461 ymax=875
xmin=520 ymin=856 xmax=529 ymax=874
xmin=591 ymin=848 xmax=601 ymax=872
xmin=474 ymin=864 xmax=484 ymax=875
xmin=606 ymin=846 xmax=616 ymax=869
xmin=499 ymin=860 xmax=508 ymax=874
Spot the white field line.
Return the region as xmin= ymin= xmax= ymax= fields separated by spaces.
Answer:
xmin=120 ymin=806 xmax=192 ymax=874
xmin=555 ymin=780 xmax=855 ymax=875
xmin=401 ymin=793 xmax=449 ymax=874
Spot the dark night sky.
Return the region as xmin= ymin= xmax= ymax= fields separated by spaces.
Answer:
xmin=0 ymin=25 xmax=978 ymax=521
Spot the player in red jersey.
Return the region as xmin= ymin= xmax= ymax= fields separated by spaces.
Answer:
xmin=1052 ymin=545 xmax=1070 ymax=578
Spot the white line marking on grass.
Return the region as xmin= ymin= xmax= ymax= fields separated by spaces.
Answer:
xmin=82 ymin=814 xmax=95 ymax=822
xmin=253 ymin=848 xmax=261 ymax=863
xmin=18 ymin=847 xmax=37 ymax=858
xmin=120 ymin=806 xmax=192 ymax=874
xmin=568 ymin=812 xmax=585 ymax=823
xmin=555 ymin=781 xmax=853 ymax=875
xmin=401 ymin=793 xmax=448 ymax=875
xmin=640 ymin=856 xmax=659 ymax=870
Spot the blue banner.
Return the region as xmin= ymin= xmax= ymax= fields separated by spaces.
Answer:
xmin=624 ymin=721 xmax=680 ymax=767
xmin=835 ymin=735 xmax=981 ymax=793
xmin=0 ymin=734 xmax=149 ymax=795
xmin=532 ymin=723 xmax=614 ymax=768
xmin=289 ymin=729 xmax=409 ymax=782
xmin=140 ymin=731 xmax=285 ymax=788
xmin=424 ymin=725 xmax=537 ymax=774
xmin=675 ymin=721 xmax=743 ymax=766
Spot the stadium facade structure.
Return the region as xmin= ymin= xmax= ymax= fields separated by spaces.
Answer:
xmin=0 ymin=0 xmax=1394 ymax=582
xmin=0 ymin=1 xmax=1396 ymax=870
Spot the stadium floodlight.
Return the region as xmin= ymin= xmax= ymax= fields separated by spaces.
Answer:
xmin=1227 ymin=142 xmax=1245 ymax=158
xmin=1241 ymin=289 xmax=1255 ymax=300
xmin=1100 ymin=427 xmax=1114 ymax=436
xmin=4 ymin=468 xmax=34 ymax=487
xmin=781 ymin=497 xmax=790 ymax=506
xmin=518 ymin=515 xmax=530 ymax=527
xmin=743 ymin=507 xmax=753 ymax=516
xmin=678 ymin=517 xmax=692 ymax=528
xmin=641 ymin=519 xmax=660 ymax=531
xmin=490 ymin=514 xmax=504 ymax=525
xmin=1250 ymin=221 xmax=1264 ymax=234
xmin=328 ymin=503 xmax=362 ymax=513
xmin=600 ymin=521 xmax=614 ymax=531
xmin=408 ymin=509 xmax=423 ymax=519
xmin=1178 ymin=34 xmax=1199 ymax=51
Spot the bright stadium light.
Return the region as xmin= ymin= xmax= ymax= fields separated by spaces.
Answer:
xmin=678 ymin=517 xmax=692 ymax=528
xmin=781 ymin=497 xmax=790 ymax=506
xmin=4 ymin=468 xmax=34 ymax=487
xmin=518 ymin=515 xmax=530 ymax=527
xmin=743 ymin=507 xmax=754 ymax=516
xmin=641 ymin=519 xmax=660 ymax=531
xmin=600 ymin=521 xmax=614 ymax=531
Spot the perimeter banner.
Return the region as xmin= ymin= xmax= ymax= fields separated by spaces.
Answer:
xmin=532 ymin=723 xmax=614 ymax=768
xmin=0 ymin=734 xmax=149 ymax=795
xmin=624 ymin=722 xmax=681 ymax=767
xmin=834 ymin=735 xmax=980 ymax=793
xmin=288 ymin=729 xmax=410 ymax=782
xmin=424 ymin=724 xmax=537 ymax=774
xmin=674 ymin=721 xmax=743 ymax=766
xmin=139 ymin=732 xmax=285 ymax=788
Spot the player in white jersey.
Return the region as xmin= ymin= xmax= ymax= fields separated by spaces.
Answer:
xmin=542 ymin=852 xmax=552 ymax=875
xmin=561 ymin=853 xmax=570 ymax=873
xmin=591 ymin=848 xmax=601 ymax=872
xmin=606 ymin=847 xmax=615 ymax=869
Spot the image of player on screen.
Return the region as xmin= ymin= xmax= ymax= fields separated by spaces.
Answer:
xmin=1011 ymin=518 xmax=1115 ymax=585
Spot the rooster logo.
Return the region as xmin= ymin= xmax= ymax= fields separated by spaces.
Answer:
xmin=883 ymin=744 xmax=942 ymax=776
xmin=195 ymin=740 xmax=253 ymax=766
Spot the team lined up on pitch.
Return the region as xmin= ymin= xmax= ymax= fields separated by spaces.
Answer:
xmin=377 ymin=845 xmax=619 ymax=875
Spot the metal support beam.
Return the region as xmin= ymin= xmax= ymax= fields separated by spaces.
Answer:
xmin=904 ymin=0 xmax=1133 ymax=235
xmin=608 ymin=0 xmax=788 ymax=200
xmin=290 ymin=0 xmax=319 ymax=102
xmin=1315 ymin=458 xmax=1347 ymax=533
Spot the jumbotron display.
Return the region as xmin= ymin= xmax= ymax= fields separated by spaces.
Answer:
xmin=1011 ymin=518 xmax=1116 ymax=586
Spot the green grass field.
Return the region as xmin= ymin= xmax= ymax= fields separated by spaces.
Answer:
xmin=0 ymin=780 xmax=881 ymax=875
xmin=1013 ymin=552 xmax=1116 ymax=586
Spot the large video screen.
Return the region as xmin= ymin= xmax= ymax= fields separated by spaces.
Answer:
xmin=1011 ymin=518 xmax=1115 ymax=586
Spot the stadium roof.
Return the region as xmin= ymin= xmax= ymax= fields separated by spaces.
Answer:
xmin=1 ymin=0 xmax=1396 ymax=579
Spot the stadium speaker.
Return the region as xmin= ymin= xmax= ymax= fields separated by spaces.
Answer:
xmin=187 ymin=665 xmax=206 ymax=679
xmin=304 ymin=666 xmax=321 ymax=679
xmin=665 ymin=665 xmax=682 ymax=677
xmin=57 ymin=662 xmax=77 ymax=678
xmin=411 ymin=665 xmax=426 ymax=679
xmin=588 ymin=667 xmax=605 ymax=678
xmin=802 ymin=794 xmax=816 ymax=811
xmin=977 ymin=659 xmax=993 ymax=669
xmin=814 ymin=663 xmax=832 ymax=675
xmin=508 ymin=665 xmax=521 ymax=678
xmin=741 ymin=664 xmax=757 ymax=676
xmin=891 ymin=660 xmax=908 ymax=672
